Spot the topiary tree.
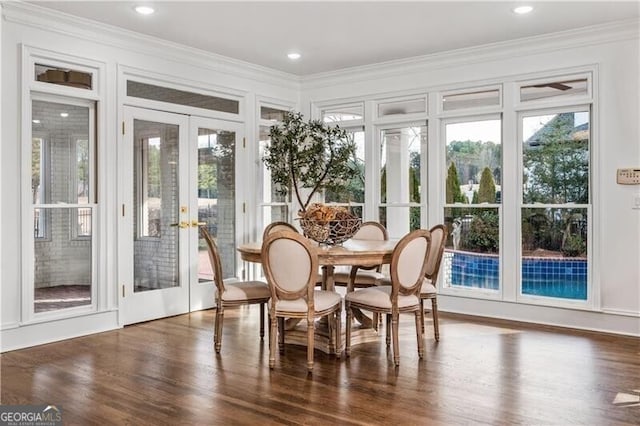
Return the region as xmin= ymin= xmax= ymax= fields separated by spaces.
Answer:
xmin=477 ymin=167 xmax=496 ymax=203
xmin=263 ymin=111 xmax=357 ymax=213
xmin=446 ymin=162 xmax=467 ymax=204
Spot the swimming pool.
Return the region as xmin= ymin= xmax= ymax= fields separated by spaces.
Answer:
xmin=443 ymin=250 xmax=587 ymax=300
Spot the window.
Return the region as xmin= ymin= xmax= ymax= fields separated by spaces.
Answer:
xmin=127 ymin=80 xmax=239 ymax=114
xmin=31 ymin=98 xmax=96 ymax=314
xmin=32 ymin=137 xmax=50 ymax=239
xmin=442 ymin=117 xmax=502 ymax=292
xmin=520 ymin=78 xmax=588 ymax=102
xmin=321 ymin=104 xmax=363 ymax=123
xmin=442 ymin=88 xmax=501 ymax=111
xmin=520 ymin=109 xmax=590 ymax=300
xmin=139 ymin=135 xmax=162 ymax=238
xmin=35 ymin=64 xmax=93 ymax=90
xmin=258 ymin=105 xmax=292 ymax=226
xmin=378 ymin=124 xmax=426 ymax=238
xmin=377 ymin=97 xmax=426 ymax=117
xmin=321 ymin=105 xmax=366 ymax=218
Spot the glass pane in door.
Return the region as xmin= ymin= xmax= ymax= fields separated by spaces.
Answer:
xmin=197 ymin=127 xmax=236 ymax=281
xmin=133 ymin=120 xmax=180 ymax=292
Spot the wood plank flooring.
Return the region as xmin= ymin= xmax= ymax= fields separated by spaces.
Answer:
xmin=1 ymin=307 xmax=639 ymax=425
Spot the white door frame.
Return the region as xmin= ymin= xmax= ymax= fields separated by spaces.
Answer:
xmin=119 ymin=106 xmax=190 ymax=325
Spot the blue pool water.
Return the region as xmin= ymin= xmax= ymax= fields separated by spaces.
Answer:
xmin=445 ymin=251 xmax=587 ymax=300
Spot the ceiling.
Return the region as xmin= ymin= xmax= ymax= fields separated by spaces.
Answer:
xmin=28 ymin=1 xmax=639 ymax=76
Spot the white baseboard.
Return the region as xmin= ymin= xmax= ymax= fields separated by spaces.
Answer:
xmin=438 ymin=295 xmax=640 ymax=337
xmin=1 ymin=311 xmax=120 ymax=352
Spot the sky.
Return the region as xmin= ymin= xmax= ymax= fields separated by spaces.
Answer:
xmin=446 ymin=112 xmax=589 ymax=144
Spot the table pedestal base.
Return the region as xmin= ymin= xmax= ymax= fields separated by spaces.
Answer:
xmin=282 ymin=319 xmax=380 ymax=355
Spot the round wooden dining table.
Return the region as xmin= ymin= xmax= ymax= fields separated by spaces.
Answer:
xmin=238 ymin=238 xmax=397 ymax=290
xmin=237 ymin=237 xmax=398 ymax=353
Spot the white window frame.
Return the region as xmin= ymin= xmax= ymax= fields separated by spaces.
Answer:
xmin=438 ymin=113 xmax=504 ymax=301
xmin=22 ymin=44 xmax=104 ymax=323
xmin=516 ymin=104 xmax=593 ymax=310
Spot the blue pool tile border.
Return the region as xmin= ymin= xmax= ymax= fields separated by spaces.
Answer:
xmin=444 ymin=250 xmax=587 ymax=300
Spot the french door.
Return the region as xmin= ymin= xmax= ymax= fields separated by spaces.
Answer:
xmin=119 ymin=107 xmax=243 ymax=324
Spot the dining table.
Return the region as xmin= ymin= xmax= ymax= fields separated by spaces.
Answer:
xmin=237 ymin=237 xmax=398 ymax=353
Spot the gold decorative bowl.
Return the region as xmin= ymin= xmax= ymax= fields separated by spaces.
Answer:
xmin=299 ymin=217 xmax=362 ymax=246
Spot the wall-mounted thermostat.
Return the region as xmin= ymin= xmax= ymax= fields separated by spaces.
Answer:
xmin=617 ymin=168 xmax=640 ymax=185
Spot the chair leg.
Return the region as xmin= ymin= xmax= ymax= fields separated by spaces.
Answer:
xmin=269 ymin=314 xmax=277 ymax=369
xmin=385 ymin=314 xmax=391 ymax=347
xmin=328 ymin=311 xmax=335 ymax=355
xmin=372 ymin=313 xmax=379 ymax=332
xmin=278 ymin=317 xmax=285 ymax=354
xmin=335 ymin=306 xmax=342 ymax=358
xmin=345 ymin=301 xmax=352 ymax=357
xmin=214 ymin=305 xmax=224 ymax=353
xmin=415 ymin=311 xmax=424 ymax=359
xmin=307 ymin=318 xmax=315 ymax=373
xmin=431 ymin=298 xmax=440 ymax=342
xmin=392 ymin=312 xmax=400 ymax=366
xmin=419 ymin=299 xmax=425 ymax=334
xmin=260 ymin=303 xmax=265 ymax=339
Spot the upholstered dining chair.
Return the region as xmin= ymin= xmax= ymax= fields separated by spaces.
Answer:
xmin=262 ymin=221 xmax=324 ymax=286
xmin=419 ymin=224 xmax=446 ymax=340
xmin=345 ymin=229 xmax=431 ymax=366
xmin=378 ymin=224 xmax=446 ymax=341
xmin=333 ymin=221 xmax=389 ymax=292
xmin=261 ymin=231 xmax=342 ymax=372
xmin=201 ymin=227 xmax=271 ymax=353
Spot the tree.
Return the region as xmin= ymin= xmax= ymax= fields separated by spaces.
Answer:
xmin=446 ymin=162 xmax=466 ymax=204
xmin=477 ymin=167 xmax=496 ymax=203
xmin=523 ymin=113 xmax=588 ymax=204
xmin=198 ymin=164 xmax=217 ymax=198
xmin=263 ymin=112 xmax=357 ymax=213
xmin=466 ymin=210 xmax=500 ymax=253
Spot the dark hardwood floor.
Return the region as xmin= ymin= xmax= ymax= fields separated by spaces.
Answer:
xmin=1 ymin=307 xmax=638 ymax=425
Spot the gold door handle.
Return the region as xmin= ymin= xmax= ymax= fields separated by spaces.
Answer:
xmin=170 ymin=221 xmax=190 ymax=229
xmin=191 ymin=220 xmax=207 ymax=227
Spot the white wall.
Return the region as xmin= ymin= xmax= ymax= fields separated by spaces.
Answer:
xmin=0 ymin=3 xmax=299 ymax=351
xmin=300 ymin=20 xmax=640 ymax=335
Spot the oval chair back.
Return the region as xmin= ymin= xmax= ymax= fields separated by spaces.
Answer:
xmin=201 ymin=227 xmax=225 ymax=295
xmin=352 ymin=221 xmax=388 ymax=241
xmin=419 ymin=224 xmax=447 ymax=342
xmin=262 ymin=231 xmax=317 ymax=303
xmin=425 ymin=224 xmax=446 ymax=281
xmin=390 ymin=229 xmax=432 ymax=299
xmin=262 ymin=221 xmax=298 ymax=241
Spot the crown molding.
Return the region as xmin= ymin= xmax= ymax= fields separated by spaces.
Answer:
xmin=301 ymin=18 xmax=640 ymax=90
xmin=2 ymin=2 xmax=301 ymax=90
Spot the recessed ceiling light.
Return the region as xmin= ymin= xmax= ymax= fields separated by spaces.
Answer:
xmin=287 ymin=52 xmax=301 ymax=60
xmin=135 ymin=6 xmax=155 ymax=15
xmin=513 ymin=6 xmax=533 ymax=15
xmin=32 ymin=119 xmax=41 ymax=124
xmin=60 ymin=113 xmax=69 ymax=118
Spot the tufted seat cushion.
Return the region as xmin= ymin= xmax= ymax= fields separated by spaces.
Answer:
xmin=345 ymin=286 xmax=419 ymax=309
xmin=270 ymin=290 xmax=342 ymax=313
xmin=221 ymin=281 xmax=271 ymax=301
